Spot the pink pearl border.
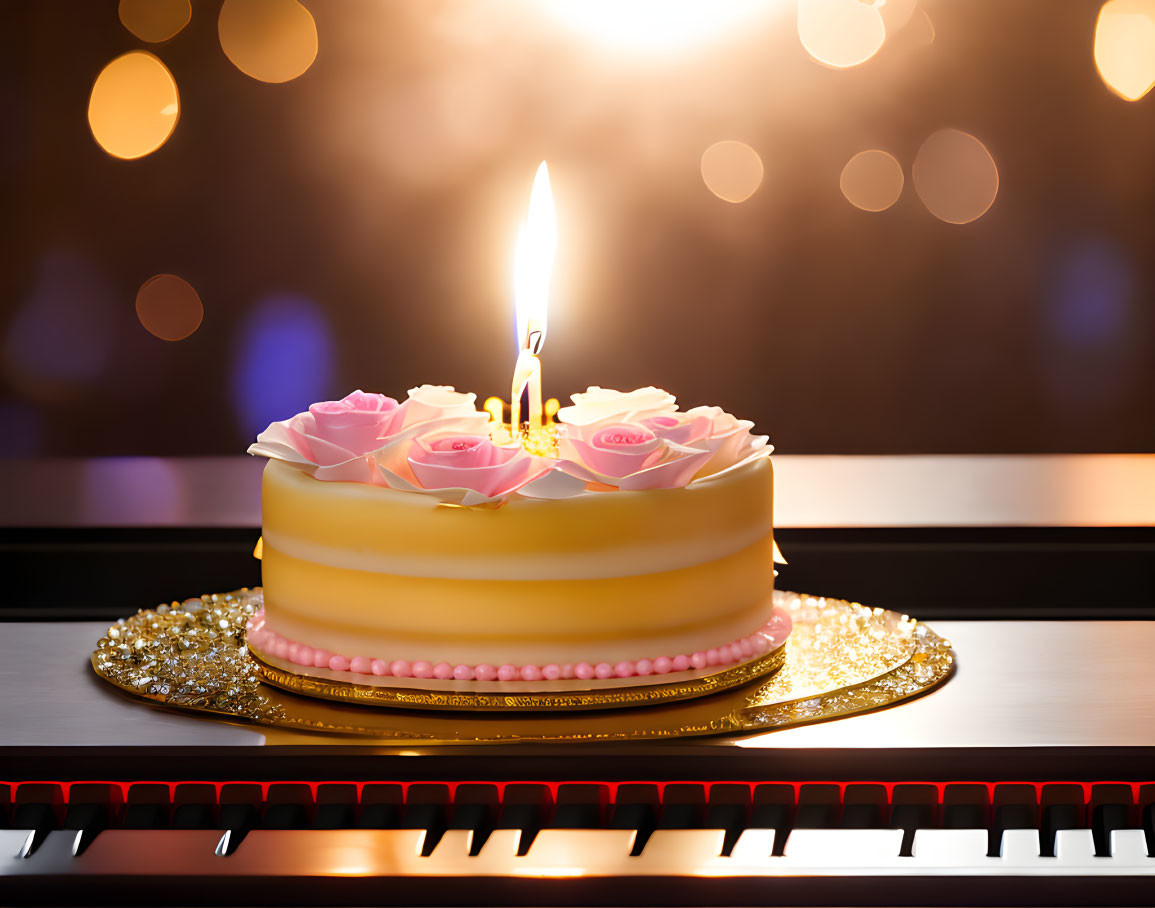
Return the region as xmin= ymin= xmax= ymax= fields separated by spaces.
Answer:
xmin=245 ymin=607 xmax=793 ymax=683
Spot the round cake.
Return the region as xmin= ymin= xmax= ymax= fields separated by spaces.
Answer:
xmin=245 ymin=385 xmax=790 ymax=694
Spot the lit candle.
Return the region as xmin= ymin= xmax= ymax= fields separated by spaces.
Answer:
xmin=510 ymin=161 xmax=556 ymax=444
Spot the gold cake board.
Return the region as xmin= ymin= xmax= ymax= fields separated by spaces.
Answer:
xmin=90 ymin=589 xmax=953 ymax=742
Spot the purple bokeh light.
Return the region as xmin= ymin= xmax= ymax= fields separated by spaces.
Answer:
xmin=230 ymin=294 xmax=335 ymax=440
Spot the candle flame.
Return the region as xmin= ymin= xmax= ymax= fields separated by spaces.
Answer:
xmin=514 ymin=161 xmax=556 ymax=354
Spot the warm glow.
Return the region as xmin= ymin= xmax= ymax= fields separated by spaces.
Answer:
xmin=514 ymin=161 xmax=556 ymax=354
xmin=218 ymin=0 xmax=318 ymax=84
xmin=912 ymin=129 xmax=999 ymax=224
xmin=797 ymin=0 xmax=886 ymax=69
xmin=701 ymin=141 xmax=764 ymax=203
xmin=876 ymin=0 xmax=918 ymax=33
xmin=135 ymin=274 xmax=204 ymax=341
xmin=88 ymin=51 xmax=180 ymax=160
xmin=1094 ymin=0 xmax=1155 ymax=101
xmin=840 ymin=150 xmax=904 ymax=212
xmin=118 ymin=0 xmax=191 ymax=43
xmin=546 ymin=0 xmax=769 ymax=52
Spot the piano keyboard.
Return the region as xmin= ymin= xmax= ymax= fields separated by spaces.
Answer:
xmin=4 ymin=779 xmax=1154 ymax=903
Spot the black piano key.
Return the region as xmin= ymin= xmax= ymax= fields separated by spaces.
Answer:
xmin=659 ymin=784 xmax=706 ymax=830
xmin=1139 ymin=784 xmax=1155 ymax=855
xmin=1090 ymin=784 xmax=1135 ymax=857
xmin=497 ymin=784 xmax=553 ymax=855
xmin=405 ymin=784 xmax=450 ymax=855
xmin=63 ymin=783 xmax=121 ymax=840
xmin=842 ymin=784 xmax=888 ymax=829
xmin=313 ymin=784 xmax=358 ymax=829
xmin=551 ymin=784 xmax=608 ymax=829
xmin=123 ymin=784 xmax=171 ymax=829
xmin=171 ymin=784 xmax=216 ymax=829
xmin=942 ymin=784 xmax=988 ymax=829
xmin=610 ymin=784 xmax=660 ymax=830
xmin=1 ymin=782 xmax=10 ymax=826
xmin=794 ymin=784 xmax=841 ymax=829
xmin=262 ymin=784 xmax=313 ymax=829
xmin=989 ymin=783 xmax=1039 ymax=856
xmin=450 ymin=784 xmax=499 ymax=855
xmin=750 ymin=784 xmax=794 ymax=855
xmin=705 ymin=784 xmax=751 ymax=856
xmin=12 ymin=783 xmax=63 ymax=831
xmin=1040 ymin=785 xmax=1085 ymax=857
xmin=611 ymin=784 xmax=660 ymax=856
xmin=357 ymin=783 xmax=403 ymax=829
xmin=219 ymin=783 xmax=262 ymax=833
xmin=890 ymin=784 xmax=938 ymax=857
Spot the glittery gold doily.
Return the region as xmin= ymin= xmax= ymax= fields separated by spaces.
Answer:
xmin=90 ymin=589 xmax=953 ymax=742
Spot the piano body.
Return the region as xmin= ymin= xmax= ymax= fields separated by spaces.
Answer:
xmin=2 ymin=455 xmax=1154 ymax=905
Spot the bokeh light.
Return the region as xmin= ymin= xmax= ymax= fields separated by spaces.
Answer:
xmin=118 ymin=0 xmax=191 ymax=43
xmin=700 ymin=140 xmax=764 ymax=203
xmin=88 ymin=51 xmax=179 ymax=160
xmin=135 ymin=274 xmax=204 ymax=341
xmin=545 ymin=0 xmax=770 ymax=53
xmin=3 ymin=251 xmax=116 ymax=398
xmin=218 ymin=0 xmax=318 ymax=84
xmin=877 ymin=0 xmax=918 ymax=33
xmin=231 ymin=295 xmax=334 ymax=439
xmin=797 ymin=0 xmax=886 ymax=69
xmin=1094 ymin=0 xmax=1155 ymax=101
xmin=1041 ymin=237 xmax=1139 ymax=408
xmin=912 ymin=129 xmax=999 ymax=224
xmin=839 ymin=149 xmax=904 ymax=212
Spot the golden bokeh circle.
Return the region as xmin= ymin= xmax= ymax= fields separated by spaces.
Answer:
xmin=912 ymin=129 xmax=999 ymax=225
xmin=700 ymin=140 xmax=764 ymax=204
xmin=218 ymin=0 xmax=318 ymax=84
xmin=118 ymin=0 xmax=191 ymax=43
xmin=88 ymin=51 xmax=180 ymax=160
xmin=840 ymin=149 xmax=904 ymax=212
xmin=797 ymin=0 xmax=886 ymax=69
xmin=1094 ymin=0 xmax=1155 ymax=101
xmin=135 ymin=274 xmax=204 ymax=342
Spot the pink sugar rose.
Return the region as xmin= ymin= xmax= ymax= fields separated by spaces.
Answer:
xmin=546 ymin=387 xmax=772 ymax=492
xmin=248 ymin=385 xmax=490 ymax=484
xmin=557 ymin=421 xmax=712 ymax=491
xmin=303 ymin=391 xmax=404 ymax=461
xmin=383 ymin=433 xmax=554 ymax=505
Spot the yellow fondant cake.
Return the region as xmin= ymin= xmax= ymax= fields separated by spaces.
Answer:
xmin=244 ymin=385 xmax=789 ymax=689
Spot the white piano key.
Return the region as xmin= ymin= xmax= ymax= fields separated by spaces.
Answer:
xmin=524 ymin=829 xmax=637 ymax=875
xmin=1109 ymin=829 xmax=1152 ymax=865
xmin=910 ymin=828 xmax=990 ymax=866
xmin=1054 ymin=828 xmax=1098 ymax=865
xmin=728 ymin=828 xmax=776 ymax=864
xmin=429 ymin=829 xmax=474 ymax=859
xmin=1 ymin=830 xmax=35 ymax=860
xmin=633 ymin=829 xmax=726 ymax=870
xmin=477 ymin=828 xmax=522 ymax=857
xmin=781 ymin=828 xmax=906 ymax=868
xmin=997 ymin=828 xmax=1040 ymax=866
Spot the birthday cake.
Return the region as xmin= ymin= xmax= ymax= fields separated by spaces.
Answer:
xmin=244 ymin=384 xmax=790 ymax=694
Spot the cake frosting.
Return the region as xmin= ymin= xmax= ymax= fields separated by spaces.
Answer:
xmin=246 ymin=385 xmax=788 ymax=690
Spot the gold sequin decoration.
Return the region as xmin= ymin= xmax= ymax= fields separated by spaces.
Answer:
xmin=90 ymin=589 xmax=953 ymax=742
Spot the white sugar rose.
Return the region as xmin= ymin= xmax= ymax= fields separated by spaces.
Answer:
xmin=556 ymin=386 xmax=677 ymax=427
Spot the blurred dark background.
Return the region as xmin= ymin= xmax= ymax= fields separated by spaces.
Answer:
xmin=2 ymin=0 xmax=1153 ymax=458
